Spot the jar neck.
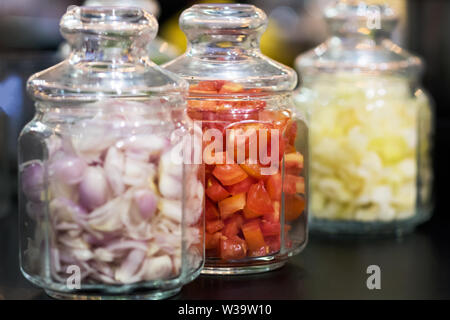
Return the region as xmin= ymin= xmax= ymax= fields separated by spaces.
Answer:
xmin=187 ymin=33 xmax=261 ymax=58
xmin=69 ymin=35 xmax=146 ymax=64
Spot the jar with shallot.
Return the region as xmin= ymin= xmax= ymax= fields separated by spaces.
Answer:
xmin=164 ymin=4 xmax=308 ymax=274
xmin=19 ymin=6 xmax=204 ymax=299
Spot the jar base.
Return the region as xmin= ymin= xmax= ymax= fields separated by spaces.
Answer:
xmin=44 ymin=287 xmax=181 ymax=300
xmin=201 ymin=261 xmax=286 ymax=275
xmin=309 ymin=215 xmax=431 ymax=237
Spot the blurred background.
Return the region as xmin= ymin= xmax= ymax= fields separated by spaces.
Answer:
xmin=0 ymin=0 xmax=449 ymax=222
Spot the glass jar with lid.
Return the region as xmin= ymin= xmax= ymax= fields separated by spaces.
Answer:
xmin=164 ymin=4 xmax=308 ymax=274
xmin=294 ymin=1 xmax=433 ymax=235
xmin=19 ymin=6 xmax=204 ymax=299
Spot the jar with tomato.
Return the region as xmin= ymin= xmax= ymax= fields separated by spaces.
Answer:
xmin=164 ymin=4 xmax=308 ymax=274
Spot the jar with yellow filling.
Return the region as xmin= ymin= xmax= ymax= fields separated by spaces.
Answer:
xmin=294 ymin=1 xmax=433 ymax=235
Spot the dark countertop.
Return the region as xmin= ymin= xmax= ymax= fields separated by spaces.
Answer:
xmin=1 ymin=209 xmax=449 ymax=300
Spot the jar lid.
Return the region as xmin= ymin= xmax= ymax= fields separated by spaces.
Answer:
xmin=28 ymin=6 xmax=186 ymax=103
xmin=296 ymin=0 xmax=422 ymax=76
xmin=163 ymin=4 xmax=297 ymax=94
xmin=83 ymin=0 xmax=160 ymax=17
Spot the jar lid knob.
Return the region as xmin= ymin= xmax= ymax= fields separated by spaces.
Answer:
xmin=179 ymin=3 xmax=267 ymax=39
xmin=60 ymin=6 xmax=158 ymax=43
xmin=324 ymin=0 xmax=398 ymax=36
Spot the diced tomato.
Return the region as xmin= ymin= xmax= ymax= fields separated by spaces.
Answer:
xmin=220 ymin=236 xmax=247 ymax=260
xmin=264 ymin=201 xmax=280 ymax=223
xmin=243 ymin=204 xmax=263 ymax=219
xmin=190 ymin=80 xmax=225 ymax=93
xmin=204 ymin=151 xmax=233 ymax=166
xmin=284 ymin=144 xmax=297 ymax=155
xmin=206 ymin=220 xmax=224 ymax=234
xmin=240 ymin=160 xmax=270 ymax=180
xmin=260 ymin=220 xmax=281 ymax=237
xmin=285 ymin=152 xmax=304 ymax=170
xmin=222 ymin=214 xmax=244 ymax=238
xmin=213 ymin=164 xmax=248 ymax=186
xmin=187 ymin=99 xmax=218 ymax=111
xmin=226 ymin=176 xmax=256 ymax=195
xmin=225 ymin=122 xmax=272 ymax=163
xmin=266 ymin=173 xmax=282 ymax=200
xmin=283 ymin=175 xmax=305 ymax=194
xmin=205 ymin=198 xmax=220 ymax=221
xmin=283 ymin=120 xmax=297 ymax=146
xmin=205 ymin=232 xmax=222 ymax=250
xmin=265 ymin=235 xmax=281 ymax=253
xmin=242 ymin=221 xmax=267 ymax=253
xmin=206 ymin=176 xmax=230 ymax=202
xmin=218 ymin=193 xmax=246 ymax=220
xmin=259 ymin=109 xmax=291 ymax=129
xmin=219 ymin=82 xmax=244 ymax=94
xmin=247 ymin=181 xmax=274 ymax=215
xmin=285 ymin=194 xmax=305 ymax=222
xmin=248 ymin=245 xmax=270 ymax=257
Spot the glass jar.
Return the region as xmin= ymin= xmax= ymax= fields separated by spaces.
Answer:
xmin=164 ymin=4 xmax=308 ymax=274
xmin=18 ymin=6 xmax=204 ymax=299
xmin=294 ymin=1 xmax=433 ymax=235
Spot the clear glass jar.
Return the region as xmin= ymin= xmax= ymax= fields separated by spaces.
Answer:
xmin=19 ymin=6 xmax=204 ymax=299
xmin=58 ymin=0 xmax=180 ymax=65
xmin=164 ymin=4 xmax=308 ymax=274
xmin=294 ymin=1 xmax=433 ymax=235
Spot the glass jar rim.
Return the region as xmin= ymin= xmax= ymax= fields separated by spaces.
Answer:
xmin=60 ymin=5 xmax=158 ymax=39
xmin=179 ymin=3 xmax=267 ymax=34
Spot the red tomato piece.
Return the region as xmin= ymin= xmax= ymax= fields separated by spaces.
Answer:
xmin=242 ymin=221 xmax=267 ymax=253
xmin=266 ymin=173 xmax=282 ymax=200
xmin=218 ymin=82 xmax=244 ymax=94
xmin=264 ymin=201 xmax=280 ymax=223
xmin=247 ymin=181 xmax=274 ymax=215
xmin=218 ymin=193 xmax=246 ymax=220
xmin=283 ymin=175 xmax=305 ymax=194
xmin=285 ymin=194 xmax=306 ymax=222
xmin=206 ymin=176 xmax=230 ymax=202
xmin=226 ymin=176 xmax=256 ymax=195
xmin=283 ymin=120 xmax=297 ymax=146
xmin=220 ymin=236 xmax=247 ymax=260
xmin=205 ymin=198 xmax=220 ymax=221
xmin=205 ymin=232 xmax=222 ymax=250
xmin=213 ymin=164 xmax=248 ymax=186
xmin=240 ymin=160 xmax=270 ymax=180
xmin=206 ymin=220 xmax=225 ymax=234
xmin=260 ymin=220 xmax=281 ymax=237
xmin=248 ymin=246 xmax=270 ymax=257
xmin=265 ymin=235 xmax=281 ymax=253
xmin=243 ymin=204 xmax=263 ymax=219
xmin=222 ymin=214 xmax=244 ymax=238
xmin=191 ymin=80 xmax=225 ymax=93
xmin=285 ymin=152 xmax=304 ymax=170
